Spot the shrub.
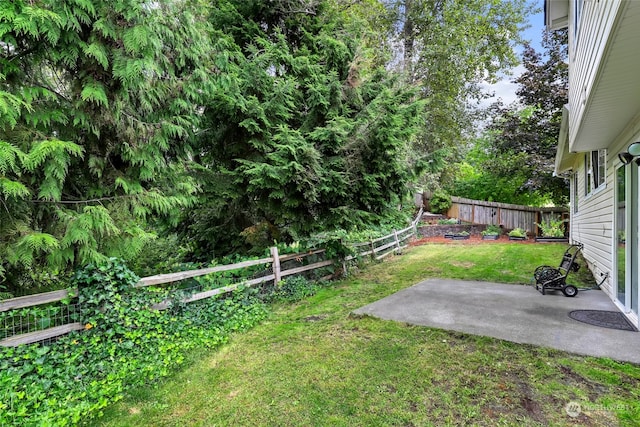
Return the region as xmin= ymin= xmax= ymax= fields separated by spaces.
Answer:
xmin=508 ymin=228 xmax=526 ymax=238
xmin=437 ymin=218 xmax=459 ymax=225
xmin=0 ymin=284 xmax=13 ymax=300
xmin=128 ymin=234 xmax=190 ymax=277
xmin=482 ymin=225 xmax=501 ymax=236
xmin=429 ymin=190 xmax=452 ymax=214
xmin=263 ymin=276 xmax=321 ymax=303
xmin=304 ymin=230 xmax=355 ymax=260
xmin=537 ymin=217 xmax=566 ymax=237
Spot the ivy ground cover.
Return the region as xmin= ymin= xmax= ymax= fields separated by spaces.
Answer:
xmin=0 ymin=259 xmax=269 ymax=426
xmin=99 ymin=243 xmax=640 ymax=426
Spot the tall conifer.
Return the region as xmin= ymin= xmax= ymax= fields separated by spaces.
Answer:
xmin=1 ymin=0 xmax=214 ymax=288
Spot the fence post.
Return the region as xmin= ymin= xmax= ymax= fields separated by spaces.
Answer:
xmin=341 ymin=239 xmax=348 ymax=277
xmin=412 ymin=207 xmax=422 ymax=237
xmin=370 ymin=239 xmax=375 ymax=260
xmin=393 ymin=229 xmax=400 ymax=252
xmin=270 ymin=246 xmax=281 ymax=287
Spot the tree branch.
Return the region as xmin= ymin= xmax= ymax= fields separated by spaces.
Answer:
xmin=30 ymin=195 xmax=134 ymax=204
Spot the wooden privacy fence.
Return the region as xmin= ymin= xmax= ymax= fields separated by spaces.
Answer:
xmin=0 ymin=208 xmax=422 ymax=347
xmin=445 ymin=196 xmax=568 ymax=234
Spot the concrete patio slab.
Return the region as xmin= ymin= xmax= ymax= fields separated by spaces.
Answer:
xmin=352 ymin=279 xmax=640 ymax=364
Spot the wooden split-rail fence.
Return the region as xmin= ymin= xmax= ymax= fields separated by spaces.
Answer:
xmin=0 ymin=208 xmax=423 ymax=347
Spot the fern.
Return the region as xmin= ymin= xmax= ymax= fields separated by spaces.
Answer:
xmin=61 ymin=220 xmax=93 ymax=246
xmin=82 ymin=41 xmax=110 ymax=69
xmin=115 ymin=176 xmax=143 ymax=194
xmin=0 ymin=141 xmax=26 ymax=174
xmin=122 ymin=25 xmax=153 ymax=55
xmin=93 ymin=17 xmax=117 ymax=40
xmin=102 ymin=224 xmax=155 ymax=261
xmin=83 ymin=206 xmax=119 ymax=237
xmin=11 ymin=6 xmax=60 ymax=38
xmin=58 ymin=206 xmax=119 ymax=259
xmin=21 ymin=140 xmax=85 ymax=201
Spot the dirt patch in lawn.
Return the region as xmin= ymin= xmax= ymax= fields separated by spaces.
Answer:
xmin=450 ymin=261 xmax=475 ymax=268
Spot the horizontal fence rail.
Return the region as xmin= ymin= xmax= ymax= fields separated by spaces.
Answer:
xmin=1 ymin=210 xmax=423 ymax=347
xmin=137 ymin=257 xmax=274 ymax=288
xmin=1 ymin=323 xmax=85 ymax=348
xmin=345 ymin=222 xmax=415 ymax=261
xmin=0 ymin=289 xmax=78 ymax=313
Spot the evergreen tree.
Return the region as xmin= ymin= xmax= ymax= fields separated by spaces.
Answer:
xmin=0 ymin=0 xmax=215 ymax=291
xmin=173 ymin=0 xmax=425 ymax=257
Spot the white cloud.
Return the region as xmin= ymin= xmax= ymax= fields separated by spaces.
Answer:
xmin=479 ymin=64 xmax=526 ymax=108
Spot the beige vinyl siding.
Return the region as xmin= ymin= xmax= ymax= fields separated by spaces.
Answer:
xmin=560 ymin=0 xmax=640 ymax=315
xmin=571 ymin=113 xmax=640 ymax=298
xmin=571 ymin=153 xmax=614 ymax=296
xmin=568 ymin=0 xmax=621 ymax=149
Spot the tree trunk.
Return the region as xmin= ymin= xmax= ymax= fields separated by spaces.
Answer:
xmin=403 ymin=0 xmax=414 ymax=82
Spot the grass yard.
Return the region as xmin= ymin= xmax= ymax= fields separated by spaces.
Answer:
xmin=97 ymin=242 xmax=640 ymax=426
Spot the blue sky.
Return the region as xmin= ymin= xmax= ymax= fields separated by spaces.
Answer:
xmin=521 ymin=7 xmax=545 ymax=56
xmin=480 ymin=6 xmax=545 ymax=106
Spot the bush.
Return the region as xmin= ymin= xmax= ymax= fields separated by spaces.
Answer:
xmin=537 ymin=217 xmax=566 ymax=237
xmin=437 ymin=218 xmax=459 ymax=225
xmin=128 ymin=234 xmax=190 ymax=277
xmin=429 ymin=190 xmax=452 ymax=214
xmin=482 ymin=225 xmax=501 ymax=236
xmin=508 ymin=228 xmax=526 ymax=238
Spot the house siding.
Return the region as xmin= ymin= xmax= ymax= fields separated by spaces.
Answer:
xmin=568 ymin=0 xmax=621 ymax=150
xmin=550 ymin=0 xmax=640 ymax=327
xmin=570 ymin=117 xmax=640 ymax=308
xmin=571 ymin=157 xmax=614 ymax=296
xmin=567 ymin=0 xmax=640 ymax=153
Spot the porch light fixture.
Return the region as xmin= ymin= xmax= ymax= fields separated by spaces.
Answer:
xmin=618 ymin=142 xmax=640 ymax=165
xmin=618 ymin=152 xmax=634 ymax=165
xmin=628 ymin=141 xmax=640 ymax=156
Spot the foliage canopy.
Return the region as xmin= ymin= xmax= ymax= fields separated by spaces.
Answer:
xmin=172 ymin=0 xmax=425 ymax=258
xmin=1 ymin=0 xmax=530 ymax=292
xmin=1 ymin=0 xmax=216 ymax=290
xmin=448 ymin=29 xmax=569 ymax=206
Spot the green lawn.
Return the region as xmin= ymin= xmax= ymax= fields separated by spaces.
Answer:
xmin=97 ymin=242 xmax=640 ymax=426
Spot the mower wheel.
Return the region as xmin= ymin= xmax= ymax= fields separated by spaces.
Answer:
xmin=563 ymin=285 xmax=578 ymax=297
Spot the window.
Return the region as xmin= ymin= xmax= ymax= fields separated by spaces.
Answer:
xmin=593 ymin=149 xmax=606 ymax=188
xmin=585 ymin=149 xmax=606 ymax=196
xmin=584 ymin=154 xmax=591 ymax=195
